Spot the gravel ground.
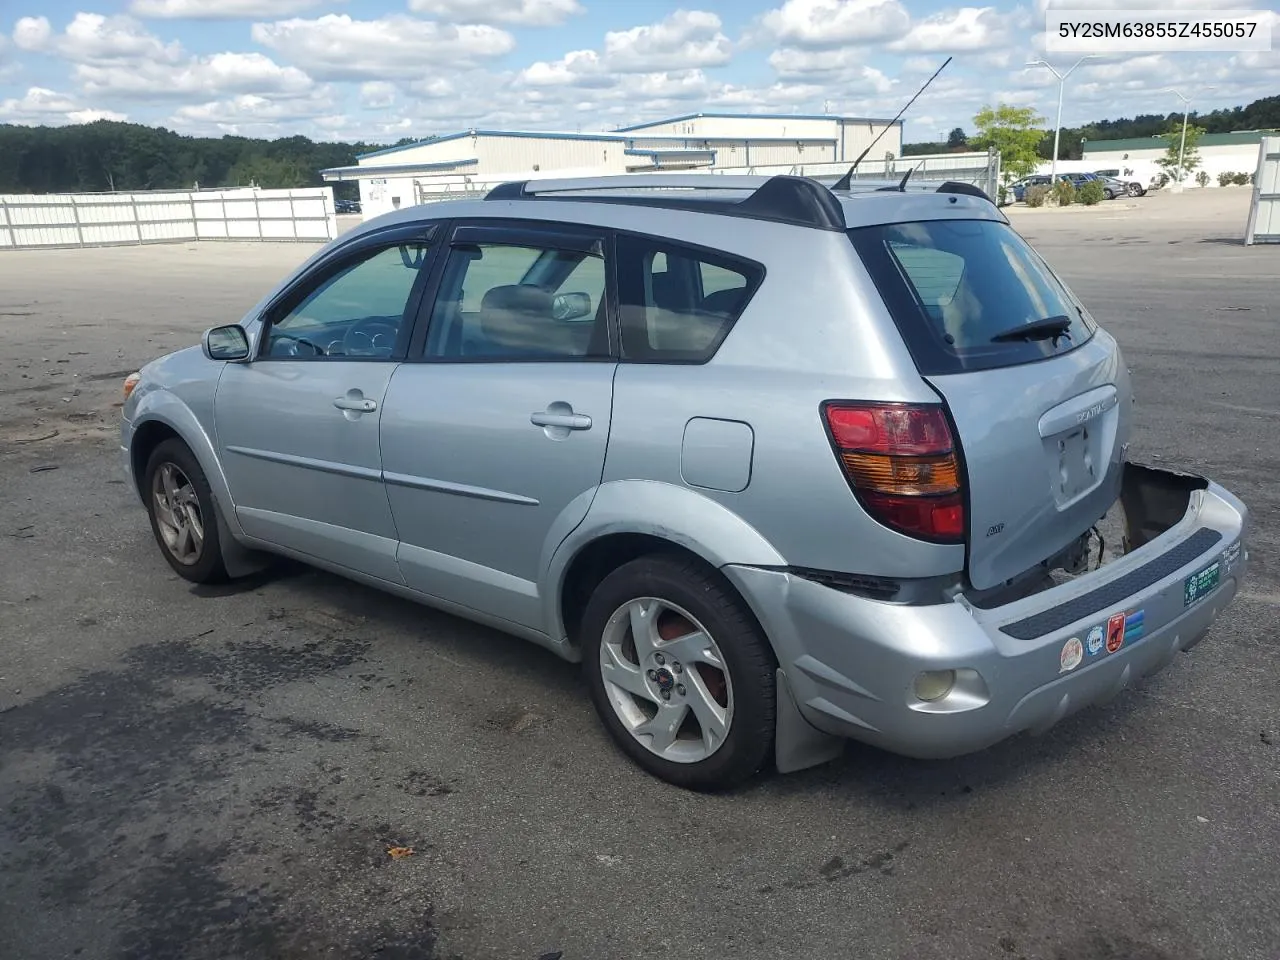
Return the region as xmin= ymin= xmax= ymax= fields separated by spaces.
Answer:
xmin=1 ymin=188 xmax=1277 ymax=960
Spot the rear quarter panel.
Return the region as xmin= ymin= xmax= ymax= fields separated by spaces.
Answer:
xmin=596 ymin=213 xmax=968 ymax=579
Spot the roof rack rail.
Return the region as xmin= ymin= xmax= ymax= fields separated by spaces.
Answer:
xmin=483 ymin=174 xmax=847 ymax=231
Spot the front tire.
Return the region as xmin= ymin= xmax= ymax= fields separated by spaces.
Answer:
xmin=144 ymin=438 xmax=229 ymax=584
xmin=581 ymin=554 xmax=776 ymax=791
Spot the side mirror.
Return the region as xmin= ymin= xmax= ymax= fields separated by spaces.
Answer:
xmin=202 ymin=324 xmax=251 ymax=362
xmin=551 ymin=291 xmax=593 ymax=322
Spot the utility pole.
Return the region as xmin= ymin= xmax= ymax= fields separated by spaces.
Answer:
xmin=1026 ymin=56 xmax=1097 ymax=183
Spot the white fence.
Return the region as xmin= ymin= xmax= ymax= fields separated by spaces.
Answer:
xmin=1245 ymin=137 xmax=1279 ymax=245
xmin=713 ymin=150 xmax=1002 ymax=200
xmin=0 ymin=186 xmax=337 ymax=250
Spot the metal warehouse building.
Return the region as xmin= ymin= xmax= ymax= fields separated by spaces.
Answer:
xmin=322 ymin=112 xmax=902 ymax=220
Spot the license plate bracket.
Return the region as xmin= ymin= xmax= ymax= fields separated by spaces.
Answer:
xmin=1054 ymin=428 xmax=1096 ymax=503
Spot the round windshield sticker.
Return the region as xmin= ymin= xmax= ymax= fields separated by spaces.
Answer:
xmin=1086 ymin=625 xmax=1105 ymax=657
xmin=1060 ymin=637 xmax=1084 ymax=673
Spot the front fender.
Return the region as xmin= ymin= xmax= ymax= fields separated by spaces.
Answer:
xmin=127 ymin=385 xmax=242 ymax=539
xmin=540 ymin=479 xmax=786 ymax=643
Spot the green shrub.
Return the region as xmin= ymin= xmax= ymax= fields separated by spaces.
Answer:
xmin=1232 ymin=172 xmax=1251 ymax=186
xmin=1218 ymin=171 xmax=1236 ymax=187
xmin=1153 ymin=172 xmax=1170 ymax=189
xmin=1052 ymin=178 xmax=1076 ymax=206
xmin=1078 ymin=180 xmax=1105 ymax=205
xmin=1025 ymin=184 xmax=1049 ymax=207
xmin=1195 ymin=171 xmax=1210 ymax=188
xmin=998 ymin=185 xmax=1009 ymax=205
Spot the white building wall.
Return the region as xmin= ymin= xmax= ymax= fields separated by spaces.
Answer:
xmin=623 ymin=117 xmax=902 ymax=162
xmin=838 ymin=121 xmax=904 ymax=162
xmin=1079 ymin=143 xmax=1263 ymax=187
xmin=358 ymin=175 xmax=417 ymax=219
xmin=740 ymin=141 xmax=837 ymax=165
xmin=359 ymin=139 xmax=477 ymax=168
xmin=626 ymin=137 xmax=838 ymax=166
xmin=475 ymin=135 xmax=629 ymax=175
xmin=682 ymin=116 xmax=838 ymax=139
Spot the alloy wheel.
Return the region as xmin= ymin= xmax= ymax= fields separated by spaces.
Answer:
xmin=151 ymin=461 xmax=205 ymax=566
xmin=598 ymin=597 xmax=734 ymax=764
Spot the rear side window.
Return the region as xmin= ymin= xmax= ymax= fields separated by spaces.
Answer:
xmin=848 ymin=219 xmax=1096 ymax=375
xmin=614 ymin=234 xmax=763 ymax=363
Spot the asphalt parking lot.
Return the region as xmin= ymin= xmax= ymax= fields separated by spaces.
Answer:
xmin=1 ymin=187 xmax=1277 ymax=960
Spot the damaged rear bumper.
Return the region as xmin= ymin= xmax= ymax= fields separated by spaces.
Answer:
xmin=724 ymin=461 xmax=1249 ymax=765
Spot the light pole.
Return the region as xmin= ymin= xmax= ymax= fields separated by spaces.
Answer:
xmin=1026 ymin=56 xmax=1097 ymax=184
xmin=1171 ymin=89 xmax=1191 ymax=190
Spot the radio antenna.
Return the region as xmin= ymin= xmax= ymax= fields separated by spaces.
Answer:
xmin=831 ymin=56 xmax=953 ymax=192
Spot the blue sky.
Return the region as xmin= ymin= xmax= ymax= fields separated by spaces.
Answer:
xmin=2 ymin=0 xmax=1278 ymax=144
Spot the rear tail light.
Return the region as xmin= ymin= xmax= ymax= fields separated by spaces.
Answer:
xmin=822 ymin=401 xmax=965 ymax=543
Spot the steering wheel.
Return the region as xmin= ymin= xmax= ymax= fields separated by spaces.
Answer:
xmin=341 ymin=317 xmax=400 ymax=358
xmin=270 ymin=332 xmax=328 ymax=357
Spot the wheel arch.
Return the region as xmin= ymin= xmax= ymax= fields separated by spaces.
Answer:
xmin=544 ymin=480 xmax=787 ymax=652
xmin=127 ymin=392 xmax=267 ymax=578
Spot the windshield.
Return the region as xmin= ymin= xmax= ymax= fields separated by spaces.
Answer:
xmin=848 ymin=218 xmax=1096 ymax=375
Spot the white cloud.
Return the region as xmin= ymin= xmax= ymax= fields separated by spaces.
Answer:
xmin=129 ymin=0 xmax=331 ymax=18
xmin=760 ymin=0 xmax=911 ymax=48
xmin=75 ymin=52 xmax=314 ymax=100
xmin=602 ymin=10 xmax=731 ymax=71
xmin=12 ymin=16 xmax=53 ymax=52
xmin=407 ymin=0 xmax=583 ymax=27
xmin=889 ymin=7 xmax=1010 ymax=53
xmin=68 ymin=108 xmax=130 ymax=122
xmin=169 ymin=90 xmax=334 ymax=135
xmin=251 ymin=15 xmax=514 ymax=80
xmin=20 ymin=13 xmax=183 ymax=64
xmin=520 ymin=50 xmax=613 ymax=88
xmin=408 ymin=76 xmax=456 ymax=98
xmin=360 ymin=80 xmax=397 ymax=108
xmin=768 ymin=48 xmax=896 ymax=95
xmin=11 ymin=13 xmax=316 ymax=104
xmin=0 ymin=86 xmax=128 ymax=125
xmin=518 ymin=10 xmax=731 ymax=89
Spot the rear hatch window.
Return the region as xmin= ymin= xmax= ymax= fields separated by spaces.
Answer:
xmin=847 ymin=218 xmax=1096 ymax=376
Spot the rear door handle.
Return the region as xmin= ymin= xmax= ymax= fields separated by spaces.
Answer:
xmin=334 ymin=397 xmax=378 ymax=413
xmin=530 ymin=412 xmax=591 ymax=430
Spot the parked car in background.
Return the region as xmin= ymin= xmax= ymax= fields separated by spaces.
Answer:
xmin=1056 ymin=172 xmax=1119 ymax=200
xmin=1092 ymin=171 xmax=1146 ymax=197
xmin=120 ymin=173 xmax=1249 ymax=790
xmin=335 ymin=198 xmax=362 ymax=214
xmin=1012 ymin=175 xmax=1051 ymax=202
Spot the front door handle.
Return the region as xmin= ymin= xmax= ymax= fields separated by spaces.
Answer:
xmin=334 ymin=396 xmax=377 ymax=413
xmin=530 ymin=411 xmax=591 ymax=430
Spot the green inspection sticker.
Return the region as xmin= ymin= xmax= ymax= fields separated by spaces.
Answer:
xmin=1184 ymin=561 xmax=1222 ymax=607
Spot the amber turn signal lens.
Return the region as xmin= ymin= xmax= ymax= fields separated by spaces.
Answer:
xmin=123 ymin=372 xmax=141 ymax=399
xmin=840 ymin=452 xmax=960 ymax=496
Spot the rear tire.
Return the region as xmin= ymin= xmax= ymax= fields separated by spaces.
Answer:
xmin=581 ymin=554 xmax=776 ymax=791
xmin=143 ymin=438 xmax=230 ymax=584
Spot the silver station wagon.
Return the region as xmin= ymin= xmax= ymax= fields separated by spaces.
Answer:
xmin=121 ymin=174 xmax=1249 ymax=790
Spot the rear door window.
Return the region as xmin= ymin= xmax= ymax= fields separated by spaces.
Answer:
xmin=848 ymin=218 xmax=1096 ymax=375
xmin=614 ymin=234 xmax=763 ymax=363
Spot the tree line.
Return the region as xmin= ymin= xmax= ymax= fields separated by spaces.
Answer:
xmin=1 ymin=94 xmax=1276 ymax=195
xmin=0 ymin=121 xmax=425 ymax=197
xmin=904 ymin=94 xmax=1280 ymax=160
